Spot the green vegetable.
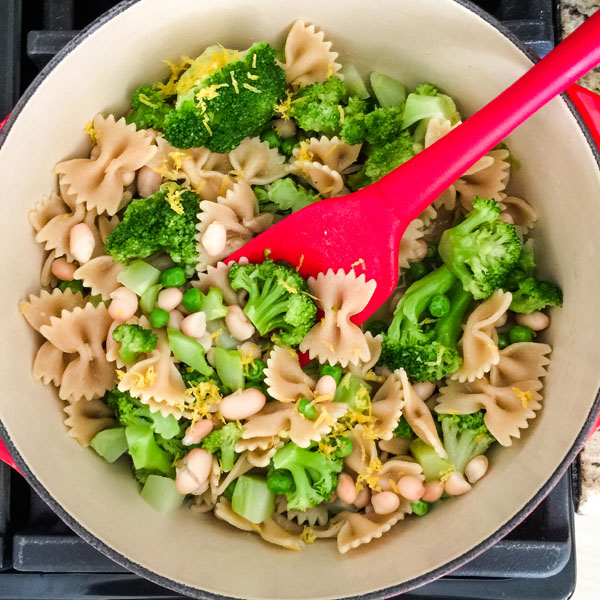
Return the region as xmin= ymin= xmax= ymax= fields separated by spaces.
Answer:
xmin=125 ymin=425 xmax=174 ymax=477
xmin=201 ymin=287 xmax=228 ymax=320
xmin=149 ymin=307 xmax=170 ymax=328
xmin=244 ymin=359 xmax=266 ymax=386
xmin=509 ymin=277 xmax=563 ymax=314
xmin=140 ymin=283 xmax=161 ymax=313
xmin=363 ymin=106 xmax=404 ymax=144
xmin=320 ymin=364 xmax=343 ymax=385
xmin=112 ymin=324 xmax=158 ymax=364
xmin=160 ymin=266 xmax=186 ymax=288
xmin=340 ymin=95 xmax=368 ymax=145
xmin=214 ymin=347 xmax=244 ymax=392
xmin=408 ymin=261 xmax=428 ymax=282
xmin=228 ymin=258 xmax=317 ymax=347
xmin=182 ymin=287 xmax=203 ymax=313
xmin=332 ymin=436 xmax=353 ymax=458
xmin=163 ymin=43 xmax=286 ymax=152
xmin=438 ymin=197 xmax=522 ymax=300
xmin=380 ymin=271 xmax=472 ymax=382
xmin=140 ymin=475 xmax=184 ymax=513
xmin=126 ymin=85 xmax=170 ymax=131
xmin=280 ymin=137 xmax=298 ymax=156
xmin=90 ymin=428 xmax=128 ymax=463
xmin=267 ymin=468 xmax=295 ymax=494
xmin=402 ymin=87 xmax=459 ymax=129
xmin=438 ymin=411 xmax=495 ymax=473
xmin=370 ymin=72 xmax=407 ymax=107
xmin=231 ymin=475 xmax=276 ymax=524
xmin=509 ymin=324 xmax=534 ymax=344
xmin=298 ymin=398 xmax=317 ymax=420
xmin=340 ymin=64 xmax=370 ymax=99
xmin=272 ymin=442 xmax=342 ymax=510
xmin=410 ymin=439 xmax=454 ymax=483
xmin=223 ymin=480 xmax=237 ymax=501
xmin=167 ymin=327 xmax=214 ymax=375
xmin=260 ymin=128 xmax=282 ymax=149
xmin=497 ymin=332 xmax=510 ymax=349
xmin=254 ymin=178 xmax=318 ymax=213
xmin=334 ymin=373 xmax=371 ymax=412
xmin=394 ymin=416 xmax=414 ymax=439
xmin=116 ymin=260 xmax=161 ymax=296
xmin=429 ymin=294 xmax=450 ymax=317
xmin=201 ymin=422 xmax=244 ymax=472
xmin=58 ymin=279 xmax=84 ymax=294
xmin=207 ymin=318 xmax=238 ymax=349
xmin=105 ymin=187 xmax=199 ymax=275
xmin=411 ymin=499 xmax=430 ymax=516
xmin=364 ymin=320 xmax=388 ymax=337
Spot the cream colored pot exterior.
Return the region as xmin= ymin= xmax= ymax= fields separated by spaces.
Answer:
xmin=0 ymin=1 xmax=599 ymax=598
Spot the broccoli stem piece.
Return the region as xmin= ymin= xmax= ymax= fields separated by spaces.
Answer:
xmin=231 ymin=475 xmax=276 ymax=524
xmin=410 ymin=439 xmax=454 ymax=482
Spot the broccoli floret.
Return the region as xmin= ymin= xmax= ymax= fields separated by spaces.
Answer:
xmin=201 ymin=422 xmax=243 ymax=472
xmin=104 ymin=186 xmax=199 ymax=274
xmin=380 ymin=268 xmax=472 ymax=382
xmin=288 ymin=76 xmax=346 ymax=135
xmin=340 ymin=96 xmax=368 ymax=145
xmin=272 ymin=442 xmax=342 ymax=510
xmin=509 ymin=277 xmax=563 ymax=313
xmin=394 ymin=416 xmax=414 ymax=438
xmin=437 ymin=411 xmax=495 ymax=473
xmin=438 ymin=197 xmax=522 ymax=299
xmin=228 ymin=258 xmax=317 ymax=347
xmin=363 ymin=106 xmax=404 ymax=145
xmin=254 ymin=178 xmax=318 ymax=214
xmin=414 ymin=84 xmax=438 ymax=96
xmin=126 ymin=85 xmax=171 ymax=131
xmin=163 ymin=43 xmax=286 ymax=152
xmin=112 ymin=324 xmax=158 ymax=364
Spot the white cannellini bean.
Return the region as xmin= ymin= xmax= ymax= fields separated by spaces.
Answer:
xmin=182 ymin=420 xmax=214 ymax=446
xmin=181 ymin=312 xmax=207 ymax=338
xmin=238 ymin=256 xmax=249 ymax=266
xmin=444 ymin=472 xmax=472 ymax=496
xmin=158 ymin=287 xmax=183 ymax=312
xmin=108 ymin=287 xmax=138 ymax=322
xmin=516 ymin=311 xmax=550 ymax=331
xmin=137 ymin=166 xmax=162 ymax=198
xmin=69 ymin=223 xmax=96 ymax=263
xmin=499 ymin=212 xmax=514 ymax=224
xmin=371 ymin=491 xmax=401 ymax=515
xmin=413 ymin=381 xmax=436 ymax=400
xmin=272 ymin=118 xmax=297 ymax=139
xmin=336 ymin=473 xmax=357 ymax=505
xmin=197 ymin=332 xmax=213 ymax=352
xmin=225 ymin=305 xmax=255 ymax=341
xmin=465 ymin=455 xmax=489 ymax=484
xmin=354 ymin=487 xmax=370 ymax=509
xmin=396 ymin=475 xmax=425 ymax=501
xmin=219 ymin=388 xmax=266 ymax=421
xmin=168 ymin=309 xmax=184 ymax=329
xmin=175 ymin=448 xmax=213 ymax=494
xmin=422 ymin=481 xmax=445 ymax=502
xmin=202 ymin=222 xmax=227 ymax=257
xmin=51 ymin=257 xmax=76 ymax=281
xmin=238 ymin=341 xmax=261 ymax=360
xmin=315 ymin=375 xmax=337 ymax=397
xmin=495 ymin=312 xmax=508 ymax=328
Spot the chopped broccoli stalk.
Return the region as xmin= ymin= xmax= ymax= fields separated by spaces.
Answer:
xmin=438 ymin=411 xmax=495 ymax=473
xmin=272 ymin=442 xmax=342 ymax=510
xmin=117 ymin=260 xmax=161 ymax=297
xmin=105 ymin=187 xmax=199 ymax=275
xmin=140 ymin=475 xmax=184 ymax=513
xmin=125 ymin=425 xmax=175 ymax=477
xmin=167 ymin=327 xmax=214 ymax=376
xmin=231 ymin=475 xmax=276 ymax=524
xmin=201 ymin=422 xmax=244 ymax=472
xmin=410 ymin=439 xmax=454 ymax=482
xmin=394 ymin=416 xmax=414 ymax=438
xmin=333 ymin=373 xmax=371 ymax=412
xmin=126 ymin=85 xmax=171 ymax=131
xmin=228 ymin=258 xmax=317 ymax=347
xmin=509 ymin=277 xmax=563 ymax=314
xmin=267 ymin=468 xmax=295 ymax=494
xmin=380 ymin=269 xmax=472 ymax=382
xmin=163 ymin=43 xmax=286 ymax=152
xmin=339 ymin=64 xmax=370 ymax=99
xmin=112 ymin=324 xmax=158 ymax=364
xmin=288 ymin=76 xmax=346 ymax=135
xmin=370 ymin=72 xmax=407 ymax=108
xmin=438 ymin=197 xmax=522 ymax=299
xmin=254 ymin=178 xmax=318 ymax=214
xmin=214 ymin=347 xmax=244 ymax=392
xmin=200 ymin=287 xmax=228 ymax=320
xmin=90 ymin=428 xmax=128 ymax=463
xmin=402 ymin=87 xmax=459 ymax=129
xmin=140 ymin=283 xmax=162 ymax=314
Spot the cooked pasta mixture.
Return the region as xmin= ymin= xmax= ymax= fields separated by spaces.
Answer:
xmin=20 ymin=20 xmax=563 ymax=553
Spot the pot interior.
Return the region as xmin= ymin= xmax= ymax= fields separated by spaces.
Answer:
xmin=1 ymin=0 xmax=599 ymax=598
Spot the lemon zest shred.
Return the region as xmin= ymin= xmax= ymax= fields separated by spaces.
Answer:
xmin=219 ymin=175 xmax=231 ymax=196
xmin=350 ymin=258 xmax=366 ymax=270
xmin=178 ymin=381 xmax=222 ymax=425
xmin=168 ymin=150 xmax=191 ymax=170
xmin=247 ymin=72 xmax=259 ymax=81
xmin=230 ymin=71 xmax=239 ymax=94
xmin=338 ymin=105 xmax=345 ymax=123
xmin=208 ymin=328 xmax=223 ymax=342
xmin=326 ymin=63 xmax=335 ymax=78
xmin=84 ymin=121 xmax=97 ymax=143
xmin=138 ymin=93 xmax=158 ymax=109
xmin=274 ymin=90 xmax=294 ymax=120
xmin=116 ymin=369 xmax=125 ymax=382
xmin=162 ymin=182 xmax=185 ymax=215
xmin=159 ymin=58 xmax=191 ymax=96
xmin=445 ymin=410 xmax=459 ymax=415
xmin=301 ymin=528 xmax=316 ymax=544
xmin=202 ymin=116 xmax=212 ymax=135
xmin=19 ymin=302 xmax=30 ymax=315
xmin=277 ymin=279 xmax=298 ymax=294
xmin=512 ymin=386 xmax=533 ymax=408
xmin=243 ymin=83 xmax=261 ymax=94
xmin=364 ymin=370 xmax=386 ymax=383
xmin=296 ymin=141 xmax=313 ymax=163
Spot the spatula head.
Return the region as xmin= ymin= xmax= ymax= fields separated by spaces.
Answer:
xmin=227 ymin=187 xmax=409 ymax=323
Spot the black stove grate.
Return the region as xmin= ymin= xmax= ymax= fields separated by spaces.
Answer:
xmin=0 ymin=1 xmax=574 ymax=599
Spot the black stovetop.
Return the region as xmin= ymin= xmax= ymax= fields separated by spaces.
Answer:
xmin=0 ymin=1 xmax=579 ymax=599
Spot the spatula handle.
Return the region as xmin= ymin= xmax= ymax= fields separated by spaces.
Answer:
xmin=376 ymin=9 xmax=600 ymax=220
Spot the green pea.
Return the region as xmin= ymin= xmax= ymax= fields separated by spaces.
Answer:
xmin=280 ymin=138 xmax=298 ymax=157
xmin=509 ymin=324 xmax=534 ymax=344
xmin=429 ymin=294 xmax=450 ymax=318
xmin=411 ymin=499 xmax=430 ymax=516
xmin=160 ymin=267 xmax=186 ymax=288
xmin=320 ymin=364 xmax=343 ymax=385
xmin=425 ymin=243 xmax=438 ymax=260
xmin=182 ymin=287 xmax=203 ymax=312
xmin=298 ymin=398 xmax=317 ymax=420
xmin=497 ymin=332 xmax=510 ymax=349
xmin=260 ymin=128 xmax=282 ymax=149
xmin=223 ymin=480 xmax=237 ymax=501
xmin=408 ymin=261 xmax=427 ymax=282
xmin=58 ymin=279 xmax=84 ymax=293
xmin=149 ymin=307 xmax=170 ymax=328
xmin=334 ymin=436 xmax=353 ymax=458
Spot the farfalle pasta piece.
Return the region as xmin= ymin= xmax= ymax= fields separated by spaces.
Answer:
xmin=20 ymin=288 xmax=86 ymax=333
xmin=288 ymin=161 xmax=344 ymax=197
xmin=64 ymin=397 xmax=116 ymax=447
xmin=499 ymin=196 xmax=537 ymax=233
xmin=336 ymin=504 xmax=411 ymax=554
xmin=399 ymin=369 xmax=447 ymax=458
xmin=40 ymin=304 xmax=114 ymax=402
xmin=264 ymin=345 xmax=315 ymax=401
xmin=377 ymin=458 xmax=424 ymax=493
xmin=229 ymin=137 xmax=286 ymax=185
xmin=452 ymin=290 xmax=512 ymax=383
xmin=348 ymin=333 xmax=382 ymax=378
xmin=489 ymin=342 xmax=551 ymax=387
xmin=300 ymin=269 xmax=377 ymax=367
xmin=28 ymin=192 xmax=68 ymax=233
xmin=276 ymin=496 xmax=329 ymax=528
xmin=54 ymin=114 xmax=156 ymax=215
xmin=283 ymin=19 xmax=341 ymax=86
xmin=293 ymin=137 xmax=361 ymax=174
xmin=33 ymin=341 xmax=68 ymax=386
xmin=235 ymin=435 xmax=284 ymax=468
xmin=371 ymin=371 xmax=405 ymax=441
xmin=40 ymin=250 xmax=57 ymax=287
xmin=344 ymin=425 xmax=379 ymax=481
xmin=398 ymin=219 xmax=426 ymax=269
xmin=436 ymin=377 xmax=544 ymax=446
xmin=193 ymin=261 xmax=245 ymax=306
xmin=74 ymin=255 xmax=123 ymax=299
xmin=378 ymin=437 xmax=412 ymax=456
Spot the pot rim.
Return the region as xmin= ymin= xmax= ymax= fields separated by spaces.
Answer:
xmin=1 ymin=0 xmax=599 ymax=598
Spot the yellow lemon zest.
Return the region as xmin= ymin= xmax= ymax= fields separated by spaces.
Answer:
xmin=230 ymin=71 xmax=239 ymax=94
xmin=301 ymin=528 xmax=316 ymax=544
xmin=326 ymin=63 xmax=335 ymax=78
xmin=296 ymin=141 xmax=313 ymax=163
xmin=364 ymin=370 xmax=386 ymax=383
xmin=159 ymin=58 xmax=191 ymax=96
xmin=252 ymin=53 xmax=257 ymax=69
xmin=202 ymin=116 xmax=212 ymax=135
xmin=338 ymin=105 xmax=345 ymax=123
xmin=116 ymin=369 xmax=126 ymax=382
xmin=208 ymin=328 xmax=223 ymax=342
xmin=19 ymin=302 xmax=30 ymax=315
xmin=277 ymin=279 xmax=298 ymax=294
xmin=247 ymin=72 xmax=259 ymax=81
xmin=274 ymin=90 xmax=295 ymax=120
xmin=218 ymin=175 xmax=231 ymax=196
xmin=84 ymin=120 xmax=97 ymax=143
xmin=178 ymin=381 xmax=222 ymax=424
xmin=137 ymin=93 xmax=158 ymax=109
xmin=512 ymin=386 xmax=533 ymax=408
xmin=162 ymin=182 xmax=185 ymax=215
xmin=168 ymin=150 xmax=191 ymax=170
xmin=243 ymin=83 xmax=261 ymax=94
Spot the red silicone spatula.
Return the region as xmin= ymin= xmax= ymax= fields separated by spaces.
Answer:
xmin=228 ymin=11 xmax=600 ymax=323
